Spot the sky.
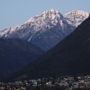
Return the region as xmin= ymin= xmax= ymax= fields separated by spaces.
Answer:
xmin=0 ymin=0 xmax=90 ymax=30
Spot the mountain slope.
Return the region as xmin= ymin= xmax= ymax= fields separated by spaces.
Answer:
xmin=0 ymin=39 xmax=44 ymax=79
xmin=0 ymin=10 xmax=89 ymax=51
xmin=12 ymin=16 xmax=90 ymax=80
xmin=64 ymin=10 xmax=89 ymax=27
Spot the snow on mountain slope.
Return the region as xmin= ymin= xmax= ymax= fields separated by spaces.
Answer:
xmin=0 ymin=10 xmax=89 ymax=51
xmin=0 ymin=10 xmax=65 ymax=38
xmin=64 ymin=10 xmax=89 ymax=27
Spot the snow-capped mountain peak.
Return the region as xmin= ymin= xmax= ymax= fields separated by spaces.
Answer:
xmin=27 ymin=9 xmax=62 ymax=22
xmin=42 ymin=9 xmax=62 ymax=17
xmin=64 ymin=10 xmax=89 ymax=27
xmin=65 ymin=10 xmax=89 ymax=16
xmin=26 ymin=9 xmax=64 ymax=27
xmin=0 ymin=9 xmax=89 ymax=51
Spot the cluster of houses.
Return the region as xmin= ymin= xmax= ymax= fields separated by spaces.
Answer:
xmin=0 ymin=75 xmax=90 ymax=90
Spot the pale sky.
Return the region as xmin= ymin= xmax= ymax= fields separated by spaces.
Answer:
xmin=0 ymin=0 xmax=89 ymax=30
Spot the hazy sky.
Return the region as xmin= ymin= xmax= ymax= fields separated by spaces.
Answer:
xmin=0 ymin=0 xmax=89 ymax=30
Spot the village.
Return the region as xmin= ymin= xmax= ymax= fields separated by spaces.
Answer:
xmin=0 ymin=75 xmax=90 ymax=90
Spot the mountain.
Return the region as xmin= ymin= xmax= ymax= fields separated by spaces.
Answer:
xmin=0 ymin=39 xmax=44 ymax=79
xmin=0 ymin=10 xmax=89 ymax=51
xmin=64 ymin=10 xmax=89 ymax=27
xmin=11 ymin=15 xmax=90 ymax=80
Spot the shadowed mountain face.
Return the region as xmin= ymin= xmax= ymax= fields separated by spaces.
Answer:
xmin=11 ymin=16 xmax=90 ymax=80
xmin=0 ymin=39 xmax=44 ymax=79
